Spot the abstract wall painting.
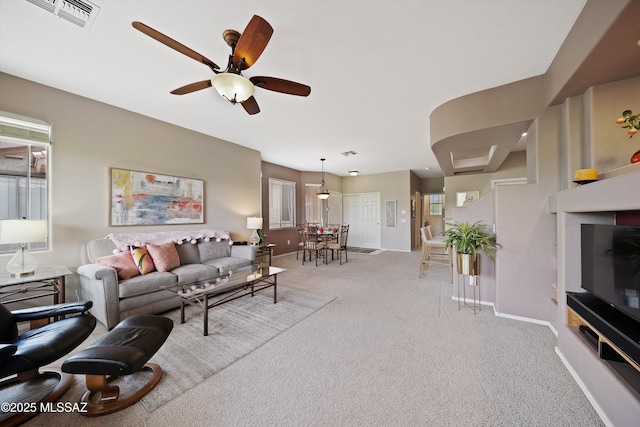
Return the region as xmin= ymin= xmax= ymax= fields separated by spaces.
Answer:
xmin=110 ymin=168 xmax=204 ymax=226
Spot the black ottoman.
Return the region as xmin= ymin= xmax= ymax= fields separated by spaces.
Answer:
xmin=62 ymin=315 xmax=173 ymax=416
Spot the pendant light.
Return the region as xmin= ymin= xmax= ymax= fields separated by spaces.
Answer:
xmin=316 ymin=158 xmax=330 ymax=200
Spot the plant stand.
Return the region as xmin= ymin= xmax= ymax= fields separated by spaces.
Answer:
xmin=457 ymin=273 xmax=480 ymax=314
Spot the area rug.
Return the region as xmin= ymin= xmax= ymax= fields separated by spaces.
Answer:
xmin=347 ymin=247 xmax=377 ymax=253
xmin=123 ymin=286 xmax=335 ymax=413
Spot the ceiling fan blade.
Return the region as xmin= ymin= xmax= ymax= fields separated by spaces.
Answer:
xmin=250 ymin=76 xmax=311 ymax=97
xmin=170 ymin=80 xmax=212 ymax=95
xmin=233 ymin=15 xmax=273 ymax=70
xmin=132 ymin=21 xmax=219 ymax=71
xmin=242 ymin=96 xmax=260 ymax=115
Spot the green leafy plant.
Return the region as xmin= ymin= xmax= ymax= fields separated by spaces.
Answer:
xmin=257 ymin=229 xmax=268 ymax=246
xmin=616 ymin=110 xmax=639 ymax=138
xmin=442 ymin=220 xmax=496 ymax=261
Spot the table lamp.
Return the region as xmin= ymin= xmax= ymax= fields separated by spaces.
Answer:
xmin=246 ymin=217 xmax=263 ymax=246
xmin=0 ymin=219 xmax=47 ymax=277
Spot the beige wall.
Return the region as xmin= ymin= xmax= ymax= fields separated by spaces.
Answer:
xmin=0 ymin=73 xmax=261 ymax=276
xmin=586 ymin=76 xmax=640 ymax=172
xmin=342 ymin=170 xmax=411 ymax=251
xmin=421 ymin=176 xmax=444 ymax=194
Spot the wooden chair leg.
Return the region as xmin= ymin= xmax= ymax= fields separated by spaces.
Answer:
xmin=419 ymin=246 xmax=428 ymax=277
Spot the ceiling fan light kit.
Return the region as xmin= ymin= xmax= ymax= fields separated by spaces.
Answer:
xmin=211 ymin=73 xmax=254 ymax=104
xmin=132 ymin=15 xmax=310 ymax=115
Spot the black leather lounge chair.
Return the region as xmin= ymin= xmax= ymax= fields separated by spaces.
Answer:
xmin=0 ymin=300 xmax=97 ymax=426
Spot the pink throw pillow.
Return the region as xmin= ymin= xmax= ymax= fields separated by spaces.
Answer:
xmin=130 ymin=246 xmax=156 ymax=275
xmin=146 ymin=241 xmax=180 ymax=272
xmin=95 ymin=251 xmax=140 ymax=280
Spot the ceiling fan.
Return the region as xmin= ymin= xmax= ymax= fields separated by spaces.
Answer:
xmin=132 ymin=15 xmax=311 ymax=115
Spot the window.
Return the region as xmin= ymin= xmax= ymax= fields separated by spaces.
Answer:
xmin=269 ymin=178 xmax=296 ymax=229
xmin=304 ymin=185 xmax=342 ymax=226
xmin=429 ymin=194 xmax=443 ymax=216
xmin=0 ymin=112 xmax=51 ymax=253
xmin=304 ymin=184 xmax=322 ymax=224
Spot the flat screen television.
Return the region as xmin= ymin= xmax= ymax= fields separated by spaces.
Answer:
xmin=581 ymin=223 xmax=640 ymax=323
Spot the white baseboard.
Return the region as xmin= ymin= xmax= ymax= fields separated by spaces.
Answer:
xmin=493 ymin=310 xmax=552 ymax=328
xmin=451 ymin=296 xmax=494 ymax=309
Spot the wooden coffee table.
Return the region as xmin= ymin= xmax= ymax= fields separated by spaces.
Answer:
xmin=162 ymin=265 xmax=285 ymax=336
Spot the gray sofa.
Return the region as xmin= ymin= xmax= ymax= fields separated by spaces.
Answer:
xmin=77 ymin=230 xmax=256 ymax=329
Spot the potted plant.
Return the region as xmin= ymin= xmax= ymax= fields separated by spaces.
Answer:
xmin=615 ymin=109 xmax=640 ymax=163
xmin=616 ymin=110 xmax=639 ymax=138
xmin=442 ymin=220 xmax=496 ymax=275
xmin=257 ymin=229 xmax=268 ymax=246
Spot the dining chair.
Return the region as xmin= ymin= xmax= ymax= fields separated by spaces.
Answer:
xmin=419 ymin=226 xmax=452 ymax=281
xmin=328 ymin=224 xmax=349 ymax=265
xmin=302 ymin=230 xmax=327 ymax=266
xmin=296 ymin=224 xmax=305 ymax=260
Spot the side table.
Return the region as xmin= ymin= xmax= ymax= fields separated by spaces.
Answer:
xmin=256 ymin=244 xmax=276 ymax=266
xmin=0 ymin=266 xmax=71 ymax=306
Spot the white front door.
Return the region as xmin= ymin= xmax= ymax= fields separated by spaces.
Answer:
xmin=343 ymin=193 xmax=380 ymax=248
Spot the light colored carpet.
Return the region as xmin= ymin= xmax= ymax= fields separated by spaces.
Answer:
xmin=23 ymin=250 xmax=603 ymax=426
xmin=5 ymin=286 xmax=333 ymax=421
xmin=129 ymin=286 xmax=335 ymax=412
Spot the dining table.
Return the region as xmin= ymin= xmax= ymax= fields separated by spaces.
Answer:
xmin=305 ymin=228 xmax=339 ymax=244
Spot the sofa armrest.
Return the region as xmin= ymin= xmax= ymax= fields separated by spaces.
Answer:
xmin=230 ymin=245 xmax=257 ymax=261
xmin=76 ymin=264 xmax=121 ymax=329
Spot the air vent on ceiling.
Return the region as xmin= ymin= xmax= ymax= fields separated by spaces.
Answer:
xmin=26 ymin=0 xmax=100 ymax=29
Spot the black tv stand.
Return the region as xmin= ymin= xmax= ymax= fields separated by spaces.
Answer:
xmin=567 ymin=292 xmax=640 ymax=395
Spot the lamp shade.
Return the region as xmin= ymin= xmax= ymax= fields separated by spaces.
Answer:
xmin=0 ymin=220 xmax=47 ymax=244
xmin=211 ymin=73 xmax=255 ymax=103
xmin=1 ymin=220 xmax=47 ymax=277
xmin=246 ymin=217 xmax=263 ymax=230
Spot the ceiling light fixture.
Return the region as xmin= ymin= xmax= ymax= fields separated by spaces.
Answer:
xmin=316 ymin=158 xmax=330 ymax=200
xmin=210 ymin=73 xmax=255 ymax=104
xmin=348 ymin=170 xmax=358 ymax=176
